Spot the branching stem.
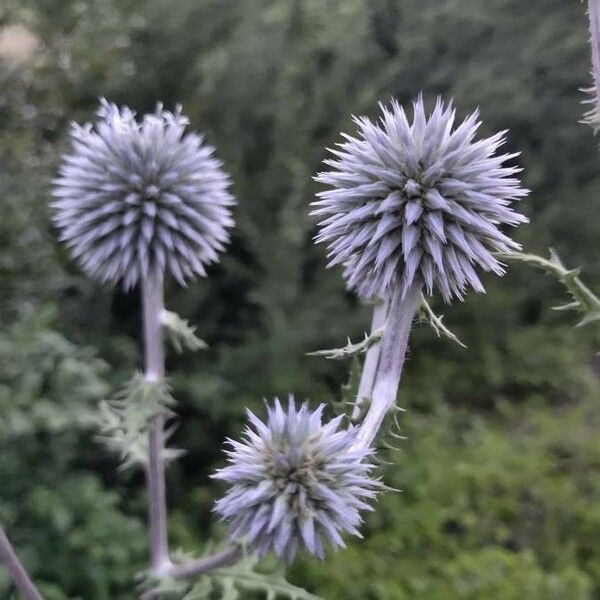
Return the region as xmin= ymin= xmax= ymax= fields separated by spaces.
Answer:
xmin=352 ymin=299 xmax=389 ymax=419
xmin=353 ymin=284 xmax=421 ymax=450
xmin=141 ymin=275 xmax=242 ymax=588
xmin=0 ymin=527 xmax=44 ymax=600
xmin=167 ymin=546 xmax=241 ymax=579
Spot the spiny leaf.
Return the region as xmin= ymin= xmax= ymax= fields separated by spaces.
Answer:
xmin=417 ymin=296 xmax=467 ymax=348
xmin=307 ymin=328 xmax=383 ymax=360
xmin=499 ymin=249 xmax=600 ymax=328
xmin=97 ymin=372 xmax=180 ymax=469
xmin=161 ymin=309 xmax=208 ymax=354
xmin=208 ymin=552 xmax=324 ymax=600
xmin=153 ymin=546 xmax=325 ymax=600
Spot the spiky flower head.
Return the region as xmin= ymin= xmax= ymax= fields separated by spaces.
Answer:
xmin=51 ymin=99 xmax=235 ymax=289
xmin=312 ymin=95 xmax=529 ymax=302
xmin=213 ymin=398 xmax=380 ymax=562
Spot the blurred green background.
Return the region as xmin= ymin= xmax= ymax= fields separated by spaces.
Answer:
xmin=1 ymin=0 xmax=600 ymax=598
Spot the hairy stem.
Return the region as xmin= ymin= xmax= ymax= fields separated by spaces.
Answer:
xmin=353 ymin=284 xmax=422 ymax=450
xmin=167 ymin=546 xmax=241 ymax=579
xmin=141 ymin=274 xmax=170 ymax=575
xmin=352 ymin=298 xmax=389 ymax=420
xmin=0 ymin=527 xmax=44 ymax=600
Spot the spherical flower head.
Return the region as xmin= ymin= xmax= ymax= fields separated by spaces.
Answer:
xmin=312 ymin=95 xmax=529 ymax=302
xmin=213 ymin=398 xmax=380 ymax=562
xmin=51 ymin=99 xmax=235 ymax=289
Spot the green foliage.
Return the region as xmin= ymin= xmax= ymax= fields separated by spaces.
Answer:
xmin=0 ymin=309 xmax=146 ymax=598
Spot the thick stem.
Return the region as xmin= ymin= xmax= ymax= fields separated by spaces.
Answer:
xmin=167 ymin=546 xmax=240 ymax=579
xmin=0 ymin=527 xmax=44 ymax=600
xmin=589 ymin=0 xmax=600 ymax=103
xmin=353 ymin=284 xmax=422 ymax=450
xmin=141 ymin=274 xmax=170 ymax=575
xmin=352 ymin=299 xmax=389 ymax=420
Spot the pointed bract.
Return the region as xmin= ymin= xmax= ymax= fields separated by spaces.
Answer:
xmin=213 ymin=397 xmax=380 ymax=562
xmin=312 ymin=96 xmax=529 ymax=301
xmin=51 ymin=99 xmax=235 ymax=288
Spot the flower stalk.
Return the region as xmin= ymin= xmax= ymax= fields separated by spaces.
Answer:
xmin=141 ymin=273 xmax=170 ymax=575
xmin=353 ymin=284 xmax=421 ymax=450
xmin=589 ymin=0 xmax=600 ymax=106
xmin=167 ymin=546 xmax=241 ymax=579
xmin=352 ymin=298 xmax=389 ymax=420
xmin=0 ymin=526 xmax=44 ymax=600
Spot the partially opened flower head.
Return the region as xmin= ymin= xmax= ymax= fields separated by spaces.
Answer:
xmin=312 ymin=95 xmax=529 ymax=301
xmin=213 ymin=397 xmax=380 ymax=562
xmin=52 ymin=99 xmax=235 ymax=289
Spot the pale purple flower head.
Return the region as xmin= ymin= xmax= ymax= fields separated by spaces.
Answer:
xmin=213 ymin=398 xmax=380 ymax=562
xmin=51 ymin=99 xmax=235 ymax=289
xmin=312 ymin=95 xmax=529 ymax=302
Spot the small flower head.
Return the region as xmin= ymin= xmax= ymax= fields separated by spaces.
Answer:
xmin=213 ymin=398 xmax=380 ymax=562
xmin=312 ymin=95 xmax=529 ymax=301
xmin=52 ymin=99 xmax=235 ymax=289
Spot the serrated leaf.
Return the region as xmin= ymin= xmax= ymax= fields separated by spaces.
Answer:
xmin=97 ymin=372 xmax=179 ymax=469
xmin=208 ymin=551 xmax=325 ymax=600
xmin=499 ymin=249 xmax=600 ymax=329
xmin=161 ymin=546 xmax=325 ymax=600
xmin=161 ymin=309 xmax=208 ymax=354
xmin=183 ymin=577 xmax=212 ymax=599
xmin=219 ymin=578 xmax=239 ymax=600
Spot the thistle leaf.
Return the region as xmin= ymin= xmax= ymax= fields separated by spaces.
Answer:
xmin=499 ymin=249 xmax=600 ymax=328
xmin=161 ymin=309 xmax=208 ymax=354
xmin=417 ymin=295 xmax=467 ymax=348
xmin=307 ymin=328 xmax=383 ymax=360
xmin=145 ymin=547 xmax=325 ymax=600
xmin=205 ymin=552 xmax=324 ymax=600
xmin=97 ymin=372 xmax=178 ymax=468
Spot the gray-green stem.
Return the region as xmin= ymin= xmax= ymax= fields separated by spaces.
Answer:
xmin=167 ymin=546 xmax=241 ymax=579
xmin=353 ymin=283 xmax=422 ymax=450
xmin=141 ymin=275 xmax=242 ymax=588
xmin=352 ymin=298 xmax=389 ymax=420
xmin=0 ymin=526 xmax=44 ymax=600
xmin=589 ymin=0 xmax=600 ymax=104
xmin=141 ymin=274 xmax=170 ymax=576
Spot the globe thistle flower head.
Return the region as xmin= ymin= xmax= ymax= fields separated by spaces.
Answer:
xmin=213 ymin=397 xmax=380 ymax=562
xmin=312 ymin=95 xmax=529 ymax=302
xmin=51 ymin=99 xmax=235 ymax=289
